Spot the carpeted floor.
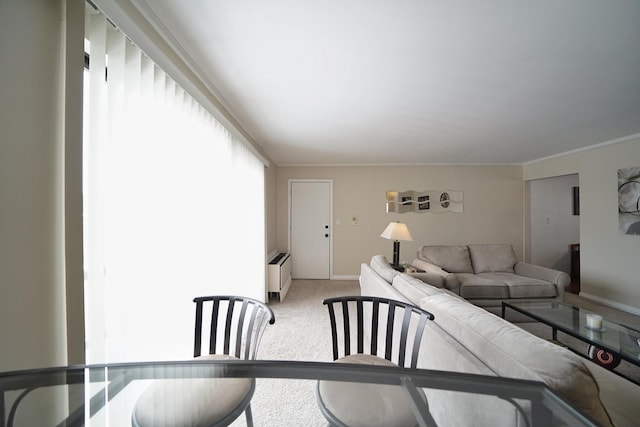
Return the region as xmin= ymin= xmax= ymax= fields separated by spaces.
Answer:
xmin=230 ymin=279 xmax=360 ymax=426
xmin=231 ymin=280 xmax=640 ymax=426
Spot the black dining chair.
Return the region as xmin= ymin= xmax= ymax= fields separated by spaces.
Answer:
xmin=316 ymin=295 xmax=436 ymax=427
xmin=132 ymin=295 xmax=275 ymax=427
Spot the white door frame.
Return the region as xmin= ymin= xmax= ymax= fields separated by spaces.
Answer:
xmin=288 ymin=179 xmax=333 ymax=279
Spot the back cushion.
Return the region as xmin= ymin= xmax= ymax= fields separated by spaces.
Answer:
xmin=418 ymin=245 xmax=473 ymax=273
xmin=360 ymin=264 xmax=411 ymax=303
xmin=467 ymin=244 xmax=517 ymax=273
xmin=422 ymin=294 xmax=614 ymax=427
xmin=392 ymin=274 xmax=444 ymax=305
xmin=370 ymin=255 xmax=399 ymax=283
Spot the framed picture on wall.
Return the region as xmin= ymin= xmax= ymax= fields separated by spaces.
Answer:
xmin=618 ymin=166 xmax=640 ymax=235
xmin=418 ymin=195 xmax=430 ymax=210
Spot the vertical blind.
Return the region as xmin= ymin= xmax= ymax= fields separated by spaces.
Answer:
xmin=83 ymin=9 xmax=265 ymax=364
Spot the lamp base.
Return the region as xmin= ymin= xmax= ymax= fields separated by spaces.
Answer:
xmin=392 ymin=240 xmax=400 ymax=268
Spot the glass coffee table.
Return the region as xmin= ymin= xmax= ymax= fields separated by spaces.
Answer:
xmin=502 ymin=301 xmax=640 ymax=382
xmin=0 ymin=359 xmax=598 ymax=427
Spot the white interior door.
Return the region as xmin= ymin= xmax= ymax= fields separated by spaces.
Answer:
xmin=290 ymin=180 xmax=332 ymax=279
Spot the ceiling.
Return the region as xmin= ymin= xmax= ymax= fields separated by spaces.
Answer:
xmin=130 ymin=0 xmax=640 ymax=166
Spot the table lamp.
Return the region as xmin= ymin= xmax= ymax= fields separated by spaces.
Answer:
xmin=380 ymin=221 xmax=413 ymax=268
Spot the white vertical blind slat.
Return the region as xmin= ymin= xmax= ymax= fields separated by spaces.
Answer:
xmin=85 ymin=12 xmax=108 ymax=365
xmin=83 ymin=10 xmax=265 ymax=369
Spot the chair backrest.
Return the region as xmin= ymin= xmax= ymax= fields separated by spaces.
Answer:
xmin=322 ymin=296 xmax=434 ymax=368
xmin=193 ymin=296 xmax=275 ymax=360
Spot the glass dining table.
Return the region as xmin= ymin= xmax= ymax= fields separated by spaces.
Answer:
xmin=0 ymin=359 xmax=597 ymax=427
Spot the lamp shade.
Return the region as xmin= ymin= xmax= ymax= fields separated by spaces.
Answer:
xmin=380 ymin=222 xmax=413 ymax=242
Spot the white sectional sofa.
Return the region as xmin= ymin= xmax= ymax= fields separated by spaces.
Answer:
xmin=360 ymin=259 xmax=640 ymax=427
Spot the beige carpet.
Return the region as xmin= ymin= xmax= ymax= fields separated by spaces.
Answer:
xmin=230 ymin=279 xmax=360 ymax=426
xmin=230 ymin=280 xmax=640 ymax=426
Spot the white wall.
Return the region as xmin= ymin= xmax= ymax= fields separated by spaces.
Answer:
xmin=528 ymin=174 xmax=580 ymax=273
xmin=277 ymin=165 xmax=524 ymax=277
xmin=524 ymin=135 xmax=640 ymax=311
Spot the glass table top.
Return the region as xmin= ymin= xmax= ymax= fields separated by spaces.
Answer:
xmin=503 ymin=300 xmax=640 ymax=365
xmin=0 ymin=359 xmax=599 ymax=427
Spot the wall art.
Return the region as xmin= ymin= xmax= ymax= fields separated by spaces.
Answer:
xmin=618 ymin=165 xmax=640 ymax=235
xmin=386 ymin=190 xmax=463 ymax=214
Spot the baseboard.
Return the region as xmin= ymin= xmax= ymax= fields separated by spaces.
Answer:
xmin=330 ymin=275 xmax=359 ymax=281
xmin=579 ymin=292 xmax=640 ymax=316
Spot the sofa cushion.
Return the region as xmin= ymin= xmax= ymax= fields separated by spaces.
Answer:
xmin=477 ymin=272 xmax=557 ymax=298
xmin=584 ymin=362 xmax=640 ymax=427
xmin=457 ymin=273 xmax=509 ymax=299
xmin=392 ymin=274 xmax=447 ymax=305
xmin=360 ymin=264 xmax=411 ymax=304
xmin=418 ymin=245 xmax=473 ymax=273
xmin=370 ymin=255 xmax=399 ymax=284
xmin=422 ymin=294 xmax=614 ymax=427
xmin=467 ymin=244 xmax=518 ymax=273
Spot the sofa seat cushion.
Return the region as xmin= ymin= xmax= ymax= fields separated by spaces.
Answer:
xmin=457 ymin=273 xmax=509 ymax=299
xmin=422 ymin=294 xmax=614 ymax=427
xmin=370 ymin=255 xmax=399 ymax=284
xmin=468 ymin=244 xmax=518 ymax=273
xmin=476 ymin=272 xmax=557 ymax=298
xmin=418 ymin=245 xmax=473 ymax=273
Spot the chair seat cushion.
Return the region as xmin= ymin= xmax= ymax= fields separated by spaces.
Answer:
xmin=317 ymin=354 xmax=425 ymax=427
xmin=132 ymin=354 xmax=253 ymax=427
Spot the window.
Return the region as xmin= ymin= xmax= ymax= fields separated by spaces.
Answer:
xmin=83 ymin=8 xmax=265 ymax=364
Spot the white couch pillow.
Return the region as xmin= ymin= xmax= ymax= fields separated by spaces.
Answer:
xmin=370 ymin=255 xmax=399 ymax=284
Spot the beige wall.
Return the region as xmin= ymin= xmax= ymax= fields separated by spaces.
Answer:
xmin=277 ymin=165 xmax=524 ymax=277
xmin=524 ymin=136 xmax=640 ymax=311
xmin=0 ymin=0 xmax=85 ymax=372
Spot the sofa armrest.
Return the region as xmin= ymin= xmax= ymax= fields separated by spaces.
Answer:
xmin=406 ymin=272 xmax=444 ymax=288
xmin=412 ymin=259 xmax=460 ymax=294
xmin=514 ymin=262 xmax=570 ymax=299
xmin=412 ymin=259 xmax=448 ymax=276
